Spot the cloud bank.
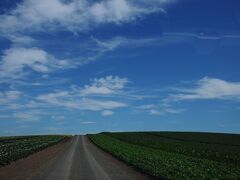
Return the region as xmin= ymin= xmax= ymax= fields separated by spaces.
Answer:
xmin=36 ymin=76 xmax=129 ymax=113
xmin=167 ymin=77 xmax=240 ymax=101
xmin=0 ymin=47 xmax=72 ymax=79
xmin=0 ymin=0 xmax=171 ymax=36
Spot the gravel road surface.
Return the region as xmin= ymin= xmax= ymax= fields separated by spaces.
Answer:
xmin=0 ymin=135 xmax=150 ymax=180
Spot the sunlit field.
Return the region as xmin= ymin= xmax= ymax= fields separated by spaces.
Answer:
xmin=89 ymin=132 xmax=240 ymax=179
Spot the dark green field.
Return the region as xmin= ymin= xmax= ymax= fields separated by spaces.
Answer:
xmin=88 ymin=132 xmax=240 ymax=179
xmin=0 ymin=135 xmax=67 ymax=166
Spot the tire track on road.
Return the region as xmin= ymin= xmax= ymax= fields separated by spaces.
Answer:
xmin=1 ymin=135 xmax=151 ymax=180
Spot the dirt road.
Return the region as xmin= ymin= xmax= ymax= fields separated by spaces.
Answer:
xmin=0 ymin=135 xmax=150 ymax=180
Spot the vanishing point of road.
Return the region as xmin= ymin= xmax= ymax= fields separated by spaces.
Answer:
xmin=0 ymin=135 xmax=151 ymax=180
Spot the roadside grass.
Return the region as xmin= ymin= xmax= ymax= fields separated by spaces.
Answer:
xmin=0 ymin=135 xmax=67 ymax=166
xmin=88 ymin=132 xmax=240 ymax=179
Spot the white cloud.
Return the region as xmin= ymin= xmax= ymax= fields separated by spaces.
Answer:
xmin=37 ymin=94 xmax=127 ymax=111
xmin=137 ymin=104 xmax=156 ymax=109
xmin=0 ymin=35 xmax=189 ymax=82
xmin=51 ymin=115 xmax=65 ymax=120
xmin=164 ymin=108 xmax=186 ymax=114
xmin=36 ymin=76 xmax=129 ymax=112
xmin=163 ymin=32 xmax=240 ymax=41
xmin=0 ymin=47 xmax=73 ymax=79
xmin=80 ymin=76 xmax=129 ymax=96
xmin=92 ymin=75 xmax=129 ymax=89
xmin=168 ymin=77 xmax=240 ymax=101
xmin=81 ymin=121 xmax=96 ymax=124
xmin=101 ymin=110 xmax=114 ymax=116
xmin=93 ymin=36 xmax=160 ymax=52
xmin=149 ymin=109 xmax=162 ymax=115
xmin=89 ymin=0 xmax=133 ymax=24
xmin=9 ymin=35 xmax=36 ymax=45
xmin=34 ymin=75 xmax=169 ymax=116
xmin=0 ymin=36 xmax=160 ymax=82
xmin=5 ymin=90 xmax=22 ymax=100
xmin=92 ymin=37 xmax=126 ymax=51
xmin=0 ymin=90 xmax=22 ymax=104
xmin=79 ymin=98 xmax=127 ymax=110
xmin=81 ymin=86 xmax=113 ymax=96
xmin=13 ymin=110 xmax=42 ymax=122
xmin=136 ymin=103 xmax=186 ymax=116
xmin=90 ymin=32 xmax=240 ymax=60
xmin=0 ymin=0 xmax=171 ymax=35
xmin=75 ymin=36 xmax=160 ymax=69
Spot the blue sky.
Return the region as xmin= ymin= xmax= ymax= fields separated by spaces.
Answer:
xmin=0 ymin=0 xmax=240 ymax=135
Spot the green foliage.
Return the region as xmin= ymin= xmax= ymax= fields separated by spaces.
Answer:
xmin=0 ymin=135 xmax=66 ymax=166
xmin=106 ymin=132 xmax=240 ymax=165
xmin=149 ymin=132 xmax=240 ymax=146
xmin=88 ymin=132 xmax=240 ymax=179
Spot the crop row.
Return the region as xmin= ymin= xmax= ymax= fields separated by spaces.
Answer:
xmin=88 ymin=133 xmax=240 ymax=179
xmin=0 ymin=135 xmax=66 ymax=166
xmin=149 ymin=132 xmax=240 ymax=146
xmin=106 ymin=132 xmax=240 ymax=165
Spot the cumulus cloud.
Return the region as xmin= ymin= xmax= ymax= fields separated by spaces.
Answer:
xmin=167 ymin=77 xmax=240 ymax=101
xmin=0 ymin=36 xmax=161 ymax=82
xmin=17 ymin=75 xmax=163 ymax=117
xmin=89 ymin=0 xmax=134 ymax=23
xmin=36 ymin=76 xmax=129 ymax=112
xmin=0 ymin=0 xmax=171 ymax=35
xmin=80 ymin=76 xmax=129 ymax=96
xmin=0 ymin=47 xmax=72 ymax=79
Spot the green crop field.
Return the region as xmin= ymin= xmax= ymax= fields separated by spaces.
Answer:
xmin=0 ymin=135 xmax=67 ymax=166
xmin=88 ymin=132 xmax=240 ymax=179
